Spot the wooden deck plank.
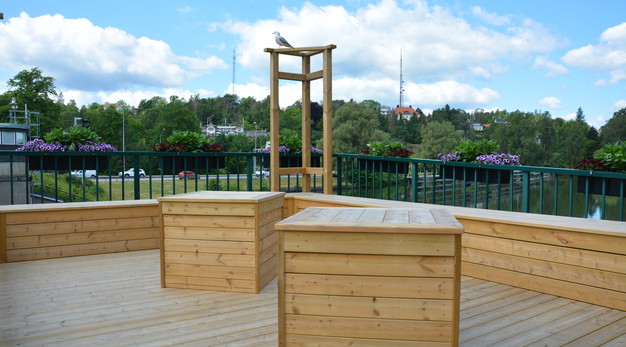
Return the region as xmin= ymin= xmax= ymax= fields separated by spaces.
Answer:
xmin=1 ymin=249 xmax=624 ymax=346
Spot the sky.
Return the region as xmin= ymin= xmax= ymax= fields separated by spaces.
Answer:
xmin=1 ymin=0 xmax=625 ymax=129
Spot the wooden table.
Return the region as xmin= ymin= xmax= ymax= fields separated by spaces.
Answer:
xmin=158 ymin=191 xmax=285 ymax=293
xmin=275 ymin=207 xmax=464 ymax=346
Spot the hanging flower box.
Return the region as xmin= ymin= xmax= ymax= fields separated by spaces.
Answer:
xmin=27 ymin=154 xmax=109 ymax=171
xmin=158 ymin=155 xmax=225 ymax=171
xmin=442 ymin=166 xmax=511 ymax=184
xmin=263 ymin=154 xmax=322 ymax=168
xmin=358 ymin=158 xmax=410 ymax=174
xmin=577 ymin=176 xmax=626 ymax=197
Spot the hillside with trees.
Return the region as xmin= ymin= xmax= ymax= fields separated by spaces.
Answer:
xmin=2 ymin=68 xmax=625 ymax=168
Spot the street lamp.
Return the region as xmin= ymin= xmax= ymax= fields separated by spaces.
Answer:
xmin=159 ymin=128 xmax=166 ymax=143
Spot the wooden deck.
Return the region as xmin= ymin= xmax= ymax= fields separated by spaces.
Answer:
xmin=1 ymin=250 xmax=624 ymax=346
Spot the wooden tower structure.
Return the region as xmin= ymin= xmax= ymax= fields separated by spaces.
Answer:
xmin=264 ymin=44 xmax=336 ymax=194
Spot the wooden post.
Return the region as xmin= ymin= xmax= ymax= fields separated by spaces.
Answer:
xmin=269 ymin=52 xmax=281 ymax=192
xmin=323 ymin=47 xmax=333 ymax=195
xmin=264 ymin=45 xmax=336 ymax=194
xmin=302 ymin=55 xmax=311 ymax=192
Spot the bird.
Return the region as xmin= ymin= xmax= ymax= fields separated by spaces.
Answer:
xmin=273 ymin=31 xmax=293 ymax=48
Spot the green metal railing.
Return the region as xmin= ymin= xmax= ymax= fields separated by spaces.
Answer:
xmin=1 ymin=151 xmax=625 ymax=221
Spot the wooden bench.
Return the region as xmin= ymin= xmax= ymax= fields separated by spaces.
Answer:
xmin=0 ymin=200 xmax=160 ymax=263
xmin=285 ymin=193 xmax=626 ymax=311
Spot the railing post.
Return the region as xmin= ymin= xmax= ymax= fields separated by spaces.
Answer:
xmin=337 ymin=157 xmax=343 ymax=195
xmin=133 ymin=156 xmax=141 ymax=200
xmin=411 ymin=162 xmax=418 ymax=202
xmin=247 ymin=155 xmax=254 ymax=191
xmin=521 ymin=171 xmax=530 ymax=213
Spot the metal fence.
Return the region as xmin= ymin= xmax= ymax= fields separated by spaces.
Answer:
xmin=1 ymin=151 xmax=625 ymax=221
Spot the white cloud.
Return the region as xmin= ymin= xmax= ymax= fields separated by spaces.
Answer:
xmin=220 ymin=0 xmax=558 ymax=83
xmin=533 ymin=56 xmax=568 ymax=77
xmin=612 ymin=99 xmax=626 ymax=111
xmin=62 ymin=88 xmax=218 ymax=108
xmin=177 ymin=6 xmax=194 ymax=14
xmin=404 ymin=80 xmax=500 ymax=106
xmin=0 ymin=12 xmax=229 ymax=91
xmin=538 ymin=96 xmax=562 ymax=109
xmin=557 ymin=112 xmax=576 ymax=121
xmin=472 ymin=6 xmax=510 ymax=26
xmin=562 ymin=21 xmax=626 ymax=83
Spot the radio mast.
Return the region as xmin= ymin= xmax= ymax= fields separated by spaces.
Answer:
xmin=399 ymin=49 xmax=404 ymax=108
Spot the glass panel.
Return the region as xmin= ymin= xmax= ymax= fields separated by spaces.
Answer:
xmin=15 ymin=131 xmax=26 ymax=145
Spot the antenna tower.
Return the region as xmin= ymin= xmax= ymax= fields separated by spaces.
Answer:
xmin=399 ymin=49 xmax=404 ymax=108
xmin=232 ymin=49 xmax=236 ymax=95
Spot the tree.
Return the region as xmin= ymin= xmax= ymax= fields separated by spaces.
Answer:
xmin=557 ymin=120 xmax=589 ymax=167
xmin=575 ymin=107 xmax=586 ymax=124
xmin=5 ymin=67 xmax=63 ymax=134
xmin=332 ymin=101 xmax=390 ymax=154
xmin=599 ymin=108 xmax=626 ymax=146
xmin=419 ymin=121 xmax=463 ymax=159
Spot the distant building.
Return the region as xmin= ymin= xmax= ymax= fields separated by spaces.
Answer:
xmin=471 ymin=123 xmax=484 ymax=132
xmin=203 ymin=123 xmax=244 ymax=137
xmin=380 ymin=106 xmax=392 ymax=116
xmin=393 ymin=105 xmax=418 ymax=119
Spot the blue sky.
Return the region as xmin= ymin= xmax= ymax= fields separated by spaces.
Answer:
xmin=1 ymin=1 xmax=625 ymax=129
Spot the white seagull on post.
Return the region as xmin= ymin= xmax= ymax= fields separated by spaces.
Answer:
xmin=273 ymin=31 xmax=293 ymax=48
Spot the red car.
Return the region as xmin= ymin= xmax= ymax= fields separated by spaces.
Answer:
xmin=177 ymin=171 xmax=199 ymax=180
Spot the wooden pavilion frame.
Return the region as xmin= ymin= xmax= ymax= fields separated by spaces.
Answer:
xmin=264 ymin=44 xmax=336 ymax=194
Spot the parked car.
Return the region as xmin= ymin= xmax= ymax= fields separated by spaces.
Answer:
xmin=177 ymin=171 xmax=199 ymax=180
xmin=254 ymin=169 xmax=270 ymax=177
xmin=118 ymin=168 xmax=146 ymax=178
xmin=71 ymin=170 xmax=97 ymax=178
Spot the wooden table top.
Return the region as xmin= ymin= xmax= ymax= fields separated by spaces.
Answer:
xmin=276 ymin=207 xmax=464 ymax=234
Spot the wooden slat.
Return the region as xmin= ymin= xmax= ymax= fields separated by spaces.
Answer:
xmin=285 ymin=294 xmax=453 ymax=321
xmin=258 ymin=208 xmax=283 ymax=227
xmin=286 ymin=335 xmax=449 ymax=347
xmin=163 ymin=226 xmax=255 ymax=242
xmin=165 ymin=275 xmax=256 ymax=293
xmin=463 ymin=233 xmax=626 ymax=273
xmin=5 ymin=205 xmax=159 ymax=225
xmin=283 ymin=231 xmax=456 ymax=256
xmin=162 ymin=214 xmax=254 ymax=229
xmin=165 ymin=263 xmax=255 ymax=280
xmin=460 ymin=218 xmax=626 ymax=254
xmin=0 ymin=213 xmax=6 ymax=263
xmin=285 ymin=314 xmax=452 ymax=342
xmin=285 ymin=252 xmax=455 ymax=277
xmin=160 ymin=201 xmax=257 ymax=216
xmin=463 ymin=262 xmax=626 ymax=310
xmin=463 ymin=247 xmax=626 ymax=292
xmin=164 ymin=239 xmax=255 ymax=255
xmin=285 ymin=273 xmax=454 ymax=299
xmin=8 ymin=228 xmax=159 ymax=250
xmin=6 ymin=216 xmax=160 ymax=237
xmin=164 ymin=251 xmax=255 ymax=267
xmin=6 ymin=239 xmax=158 ymax=262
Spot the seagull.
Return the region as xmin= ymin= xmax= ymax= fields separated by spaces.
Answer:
xmin=273 ymin=31 xmax=293 ymax=48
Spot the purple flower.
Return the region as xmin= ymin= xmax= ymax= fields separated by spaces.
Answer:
xmin=475 ymin=153 xmax=521 ymax=166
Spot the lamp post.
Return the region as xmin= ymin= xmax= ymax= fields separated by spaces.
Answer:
xmin=159 ymin=128 xmax=166 ymax=143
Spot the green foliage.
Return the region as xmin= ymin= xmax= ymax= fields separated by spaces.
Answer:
xmin=419 ymin=121 xmax=463 ymax=159
xmin=594 ymin=141 xmax=626 ymax=173
xmin=166 ymin=131 xmax=209 ymax=152
xmin=279 ymin=134 xmax=302 ymax=152
xmin=453 ymin=139 xmax=499 ymax=162
xmin=44 ymin=126 xmax=102 ymax=150
xmin=599 ymin=108 xmax=626 ymax=146
xmin=361 ymin=141 xmax=413 ymax=157
xmin=332 ymin=101 xmax=390 ymax=154
xmin=32 ymin=173 xmax=105 ymax=202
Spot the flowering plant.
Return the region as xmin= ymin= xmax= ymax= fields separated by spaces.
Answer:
xmin=17 ymin=130 xmax=117 ymax=152
xmin=574 ymin=158 xmax=610 ymax=171
xmin=256 ymin=134 xmax=322 ymax=154
xmin=360 ymin=141 xmax=413 ymax=158
xmin=437 ymin=153 xmax=461 ymax=162
xmin=475 ymin=153 xmax=521 ymax=166
xmin=574 ymin=141 xmax=626 ymax=173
